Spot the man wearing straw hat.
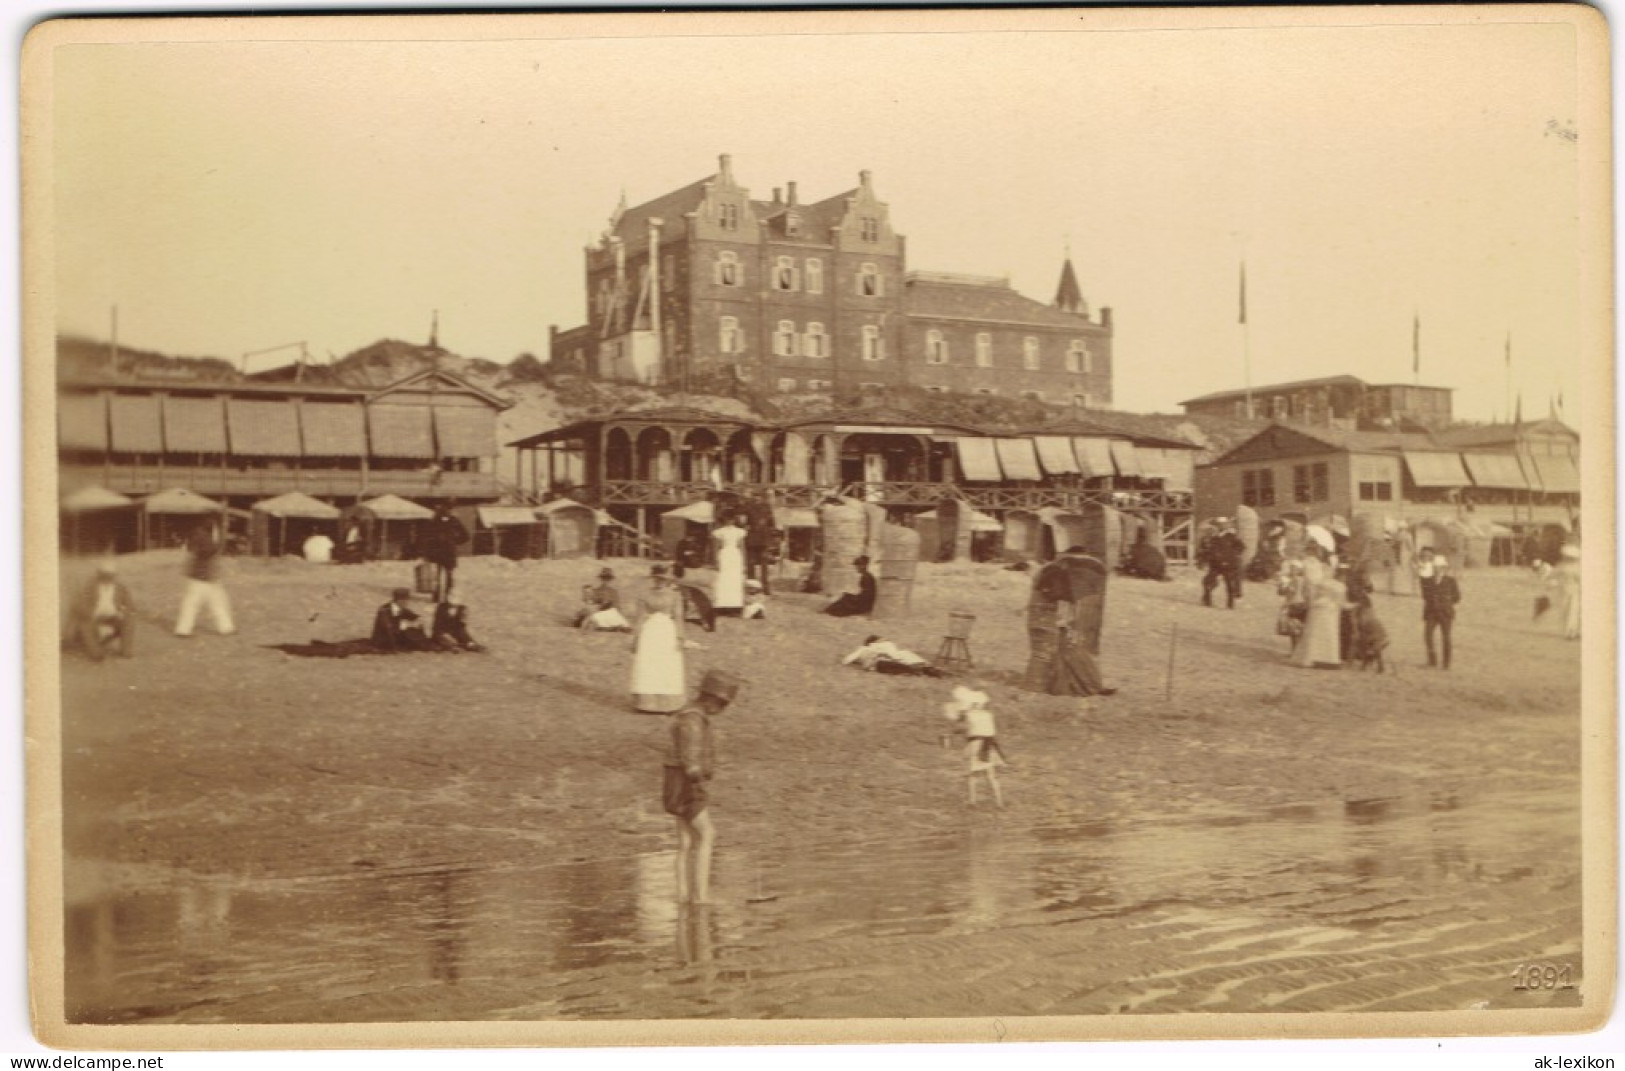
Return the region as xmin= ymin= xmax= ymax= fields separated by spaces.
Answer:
xmin=67 ymin=561 xmax=136 ymax=661
xmin=662 ymin=669 xmax=740 ymax=905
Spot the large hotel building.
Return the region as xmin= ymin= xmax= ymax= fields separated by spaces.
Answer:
xmin=550 ymin=155 xmax=1114 ymax=407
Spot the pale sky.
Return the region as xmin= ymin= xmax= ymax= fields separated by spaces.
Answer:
xmin=41 ymin=9 xmax=1598 ymax=420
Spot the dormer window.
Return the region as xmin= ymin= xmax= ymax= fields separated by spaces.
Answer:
xmin=720 ymin=203 xmax=740 ymax=231
xmin=785 ymin=213 xmax=802 ymax=238
xmin=860 ymin=216 xmax=879 ymax=242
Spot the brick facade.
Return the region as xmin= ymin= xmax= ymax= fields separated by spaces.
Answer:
xmin=559 ymin=155 xmax=1113 ymax=404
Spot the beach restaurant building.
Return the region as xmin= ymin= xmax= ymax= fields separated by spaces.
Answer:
xmin=508 ymin=406 xmax=1201 ymax=561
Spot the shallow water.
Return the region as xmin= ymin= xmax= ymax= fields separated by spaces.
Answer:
xmin=64 ymin=785 xmax=1582 ymax=1022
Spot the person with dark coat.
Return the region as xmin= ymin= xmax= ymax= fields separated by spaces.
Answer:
xmin=372 ymin=587 xmax=432 ymax=652
xmin=822 ymin=556 xmax=877 ymax=617
xmin=1417 ymin=548 xmax=1462 ymax=669
xmin=422 ymin=504 xmax=469 ymax=601
xmin=432 ymin=601 xmax=485 ymax=652
xmin=1199 ymin=521 xmax=1246 ymax=609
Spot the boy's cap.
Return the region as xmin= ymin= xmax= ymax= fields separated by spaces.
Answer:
xmin=699 ymin=669 xmax=741 ymax=703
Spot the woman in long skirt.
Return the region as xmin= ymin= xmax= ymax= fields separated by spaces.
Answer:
xmin=711 ymin=516 xmax=747 ymax=615
xmin=632 ymin=563 xmax=687 ymax=713
xmin=1290 ymin=554 xmax=1346 ymax=669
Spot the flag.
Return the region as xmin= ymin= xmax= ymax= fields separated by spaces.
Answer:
xmin=1412 ymin=314 xmax=1420 ymax=376
xmin=1238 ymin=263 xmax=1247 ymax=325
xmin=1514 ymin=393 xmax=1522 ymax=425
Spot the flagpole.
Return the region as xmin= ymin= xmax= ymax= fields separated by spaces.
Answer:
xmin=1240 ymin=262 xmax=1252 ymax=418
xmin=1504 ymin=331 xmax=1512 ymax=424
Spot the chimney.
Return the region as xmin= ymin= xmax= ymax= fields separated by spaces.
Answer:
xmin=1100 ymin=307 xmax=1113 ymax=329
xmin=718 ymin=153 xmax=733 ymax=182
xmin=772 ymin=187 xmax=782 ymax=205
xmin=859 ymin=169 xmax=873 ymax=191
xmin=787 ymin=181 xmax=798 ymax=206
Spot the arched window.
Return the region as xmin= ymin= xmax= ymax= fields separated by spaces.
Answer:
xmin=1066 ymin=339 xmax=1089 ymax=373
xmin=858 ymin=262 xmax=882 ymax=297
xmin=714 ymin=251 xmax=741 ymax=287
xmin=773 ymin=256 xmax=799 ymax=292
xmin=720 ymin=316 xmax=742 ymax=354
xmin=1023 ymin=337 xmax=1040 ymax=370
xmin=926 ymin=330 xmax=948 ymax=365
xmin=774 ymin=320 xmax=797 ymax=356
xmin=862 ymin=324 xmax=884 ymax=361
xmin=803 ymin=322 xmax=828 ymax=358
xmin=805 ymin=259 xmax=823 ymax=294
xmin=975 ymin=333 xmax=993 ymax=368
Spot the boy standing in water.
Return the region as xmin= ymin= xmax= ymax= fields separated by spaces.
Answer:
xmin=663 ymin=669 xmax=741 ymax=904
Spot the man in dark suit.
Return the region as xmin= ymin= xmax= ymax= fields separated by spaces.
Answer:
xmin=372 ymin=587 xmax=432 ymax=652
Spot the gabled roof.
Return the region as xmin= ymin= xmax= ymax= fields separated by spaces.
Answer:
xmin=1180 ymin=375 xmax=1367 ymax=407
xmin=1211 ymin=422 xmax=1436 ymax=465
xmin=905 ymin=276 xmax=1095 ymax=331
xmin=367 ymin=368 xmax=512 ymax=410
xmin=612 ymin=175 xmax=714 ymax=246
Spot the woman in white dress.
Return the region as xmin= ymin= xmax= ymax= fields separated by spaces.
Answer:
xmin=631 ymin=563 xmax=686 ymax=713
xmin=1289 ymin=547 xmax=1344 ymax=668
xmin=711 ymin=515 xmax=747 ymax=615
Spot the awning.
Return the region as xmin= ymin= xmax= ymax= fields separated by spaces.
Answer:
xmin=994 ymin=438 xmax=1041 ymax=481
xmin=966 ymin=508 xmax=1004 ymax=533
xmin=356 ymin=494 xmax=433 ymax=521
xmin=1134 ymin=446 xmax=1171 ymax=479
xmin=109 ymin=395 xmax=162 ymax=453
xmin=1071 ymin=437 xmax=1115 ymax=478
xmin=477 ymin=505 xmax=540 ymax=527
xmin=1524 ymin=453 xmax=1581 ymax=494
xmin=1461 ymin=453 xmax=1530 ymax=490
xmin=300 ymin=403 xmax=367 ymax=457
xmin=954 ymin=438 xmax=1003 ymax=481
xmin=162 ymin=396 xmax=227 ymax=453
xmin=252 ymin=492 xmax=340 ymax=520
xmin=536 ymin=496 xmax=593 ymax=517
xmin=58 ymin=394 xmax=108 ymax=451
xmin=773 ymin=506 xmax=819 ymax=529
xmin=368 ymin=405 xmax=436 ymax=459
xmin=1033 ymin=436 xmax=1081 ymax=475
xmin=143 ymin=487 xmax=224 ymax=515
xmin=1108 ymin=439 xmax=1142 ymax=477
xmin=227 ymin=399 xmax=302 ymax=457
xmin=61 ymin=486 xmax=133 ymax=512
xmin=666 ymin=500 xmax=714 ymax=523
xmin=1402 ymin=451 xmax=1470 ymax=488
xmin=433 ymin=406 xmax=497 ymax=459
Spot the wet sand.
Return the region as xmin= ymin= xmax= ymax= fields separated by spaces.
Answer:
xmin=55 ymin=552 xmax=1584 ymax=1022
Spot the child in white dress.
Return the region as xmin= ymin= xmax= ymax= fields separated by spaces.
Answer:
xmin=943 ymin=685 xmax=1006 ymax=808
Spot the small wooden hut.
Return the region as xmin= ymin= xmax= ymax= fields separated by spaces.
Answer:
xmin=140 ymin=488 xmax=226 ymax=550
xmin=344 ymin=494 xmax=433 ymax=561
xmin=250 ymin=492 xmax=341 ymax=557
xmin=536 ymin=497 xmax=601 ymax=559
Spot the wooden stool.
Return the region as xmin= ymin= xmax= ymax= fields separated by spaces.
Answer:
xmin=935 ymin=611 xmax=975 ymax=672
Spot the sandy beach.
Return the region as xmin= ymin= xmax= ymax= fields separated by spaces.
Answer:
xmin=54 ymin=551 xmax=1584 ymax=1023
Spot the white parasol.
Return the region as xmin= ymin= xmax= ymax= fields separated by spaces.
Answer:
xmin=1305 ymin=524 xmax=1336 ymax=553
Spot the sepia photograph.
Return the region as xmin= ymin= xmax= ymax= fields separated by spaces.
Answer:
xmin=19 ymin=4 xmax=1615 ymax=1053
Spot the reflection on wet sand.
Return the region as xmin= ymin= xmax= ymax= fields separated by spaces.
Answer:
xmin=65 ymin=787 xmax=1581 ymax=1022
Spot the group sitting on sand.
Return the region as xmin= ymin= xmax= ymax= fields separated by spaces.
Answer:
xmin=269 ymin=587 xmax=486 ymax=658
